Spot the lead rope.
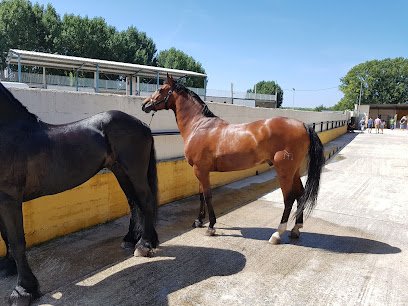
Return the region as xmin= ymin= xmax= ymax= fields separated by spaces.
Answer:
xmin=148 ymin=111 xmax=156 ymax=127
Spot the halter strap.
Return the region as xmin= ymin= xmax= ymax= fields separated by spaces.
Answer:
xmin=151 ymin=89 xmax=173 ymax=110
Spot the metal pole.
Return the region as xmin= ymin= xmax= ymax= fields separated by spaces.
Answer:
xmin=95 ymin=64 xmax=99 ymax=93
xmin=42 ymin=67 xmax=46 ymax=89
xmin=358 ymin=80 xmax=363 ymax=115
xmin=204 ymin=77 xmax=208 ymax=101
xmin=231 ymin=82 xmax=234 ymax=104
xmin=156 ymin=72 xmax=160 ymax=90
xmin=17 ymin=55 xmax=22 ymax=82
xmin=75 ymin=70 xmax=78 ymax=91
xmin=292 ymin=88 xmax=295 ymax=108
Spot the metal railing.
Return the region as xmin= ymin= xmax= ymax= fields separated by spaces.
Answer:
xmin=2 ymin=71 xmax=276 ymax=101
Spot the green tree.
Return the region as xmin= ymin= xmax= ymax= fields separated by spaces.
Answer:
xmin=110 ymin=26 xmax=156 ymax=65
xmin=39 ymin=4 xmax=62 ymax=52
xmin=56 ymin=14 xmax=115 ymax=60
xmin=314 ymin=104 xmax=333 ymax=112
xmin=247 ymin=80 xmax=283 ymax=108
xmin=157 ymin=47 xmax=205 ymax=87
xmin=0 ymin=0 xmax=45 ymax=67
xmin=334 ymin=58 xmax=408 ymax=110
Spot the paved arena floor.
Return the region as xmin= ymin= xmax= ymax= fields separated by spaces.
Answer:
xmin=1 ymin=129 xmax=408 ymax=305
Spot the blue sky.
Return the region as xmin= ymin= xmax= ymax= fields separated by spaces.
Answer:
xmin=34 ymin=0 xmax=407 ymax=107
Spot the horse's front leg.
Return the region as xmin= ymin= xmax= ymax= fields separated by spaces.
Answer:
xmin=193 ymin=166 xmax=216 ymax=236
xmin=0 ymin=196 xmax=40 ymax=306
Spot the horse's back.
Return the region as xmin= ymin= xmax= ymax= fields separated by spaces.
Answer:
xmin=101 ymin=110 xmax=152 ymax=139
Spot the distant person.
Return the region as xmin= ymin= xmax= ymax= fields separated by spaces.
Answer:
xmin=367 ymin=117 xmax=373 ymax=133
xmin=374 ymin=116 xmax=381 ymax=134
xmin=359 ymin=117 xmax=365 ymax=132
xmin=400 ymin=115 xmax=407 ymax=130
xmin=389 ymin=117 xmax=395 ymax=130
xmin=347 ymin=121 xmax=355 ymax=133
xmin=380 ymin=120 xmax=385 ymax=134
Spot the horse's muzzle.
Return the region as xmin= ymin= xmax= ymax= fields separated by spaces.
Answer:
xmin=142 ymin=102 xmax=154 ymax=113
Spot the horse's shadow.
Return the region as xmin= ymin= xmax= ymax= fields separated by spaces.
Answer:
xmin=218 ymin=227 xmax=401 ymax=255
xmin=34 ymin=245 xmax=246 ymax=305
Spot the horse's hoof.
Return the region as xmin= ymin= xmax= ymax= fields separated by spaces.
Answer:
xmin=9 ymin=286 xmax=35 ymax=306
xmin=268 ymin=232 xmax=281 ymax=245
xmin=290 ymin=229 xmax=300 ymax=239
xmin=192 ymin=219 xmax=204 ymax=228
xmin=289 ymin=224 xmax=302 ymax=239
xmin=134 ymin=245 xmax=155 ymax=257
xmin=121 ymin=241 xmax=135 ymax=250
xmin=205 ymin=227 xmax=216 ymax=236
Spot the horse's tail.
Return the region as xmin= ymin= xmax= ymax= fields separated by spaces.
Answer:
xmin=147 ymin=136 xmax=159 ymax=223
xmin=297 ymin=125 xmax=325 ymax=218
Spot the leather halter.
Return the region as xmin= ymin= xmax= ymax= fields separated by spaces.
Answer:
xmin=150 ymin=88 xmax=173 ymax=110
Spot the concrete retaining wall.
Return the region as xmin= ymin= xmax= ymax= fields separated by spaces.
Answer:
xmin=9 ymin=87 xmax=347 ymax=160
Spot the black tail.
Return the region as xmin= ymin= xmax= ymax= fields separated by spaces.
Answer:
xmin=147 ymin=137 xmax=159 ymax=223
xmin=297 ymin=125 xmax=325 ymax=218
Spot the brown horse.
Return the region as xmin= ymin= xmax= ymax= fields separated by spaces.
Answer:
xmin=142 ymin=75 xmax=325 ymax=244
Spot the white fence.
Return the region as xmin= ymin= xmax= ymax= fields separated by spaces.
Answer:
xmin=3 ymin=71 xmax=274 ymax=102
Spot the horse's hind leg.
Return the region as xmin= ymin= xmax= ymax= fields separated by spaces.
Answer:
xmin=111 ymin=164 xmax=144 ymax=249
xmin=0 ymin=216 xmax=17 ymax=276
xmin=192 ymin=187 xmax=206 ymax=228
xmin=290 ymin=173 xmax=305 ymax=239
xmin=269 ymin=151 xmax=297 ymax=244
xmin=113 ymin=162 xmax=158 ymax=257
xmin=193 ymin=166 xmax=216 ymax=236
xmin=0 ymin=195 xmax=40 ymax=305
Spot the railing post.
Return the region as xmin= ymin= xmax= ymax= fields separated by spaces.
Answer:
xmin=18 ymin=55 xmax=22 ymax=82
xmin=312 ymin=123 xmax=315 ymax=131
xmin=326 ymin=121 xmax=329 ymax=131
xmin=321 ymin=122 xmax=323 ymax=132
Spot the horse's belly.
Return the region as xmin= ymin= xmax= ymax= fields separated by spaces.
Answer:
xmin=215 ymin=153 xmax=261 ymax=172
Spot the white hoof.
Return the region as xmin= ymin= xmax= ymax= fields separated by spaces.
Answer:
xmin=205 ymin=228 xmax=216 ymax=236
xmin=268 ymin=232 xmax=281 ymax=244
xmin=134 ymin=246 xmax=154 ymax=257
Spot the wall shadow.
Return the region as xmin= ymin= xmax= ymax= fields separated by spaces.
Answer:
xmin=35 ymin=245 xmax=246 ymax=305
xmin=218 ymin=227 xmax=401 ymax=255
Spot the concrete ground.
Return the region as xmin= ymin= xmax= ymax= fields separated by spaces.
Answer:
xmin=1 ymin=129 xmax=407 ymax=305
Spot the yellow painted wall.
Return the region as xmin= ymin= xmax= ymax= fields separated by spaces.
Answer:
xmin=0 ymin=160 xmax=270 ymax=256
xmin=318 ymin=125 xmax=347 ymax=144
xmin=0 ymin=126 xmax=346 ymax=256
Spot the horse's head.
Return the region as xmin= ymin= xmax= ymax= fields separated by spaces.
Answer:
xmin=142 ymin=74 xmax=176 ymax=113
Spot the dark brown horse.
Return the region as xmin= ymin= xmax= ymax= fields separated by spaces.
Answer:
xmin=142 ymin=75 xmax=324 ymax=243
xmin=0 ymin=82 xmax=159 ymax=306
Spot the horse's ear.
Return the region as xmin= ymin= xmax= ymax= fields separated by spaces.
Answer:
xmin=167 ymin=73 xmax=174 ymax=86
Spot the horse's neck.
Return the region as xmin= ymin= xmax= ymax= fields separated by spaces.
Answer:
xmin=0 ymin=106 xmax=38 ymax=124
xmin=174 ymin=98 xmax=206 ymax=140
xmin=0 ymin=92 xmax=39 ymax=124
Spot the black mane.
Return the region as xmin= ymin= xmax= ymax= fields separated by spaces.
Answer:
xmin=173 ymin=82 xmax=217 ymax=118
xmin=0 ymin=82 xmax=39 ymax=123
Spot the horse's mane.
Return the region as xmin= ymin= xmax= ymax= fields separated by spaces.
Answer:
xmin=0 ymin=82 xmax=39 ymax=123
xmin=172 ymin=82 xmax=217 ymax=118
